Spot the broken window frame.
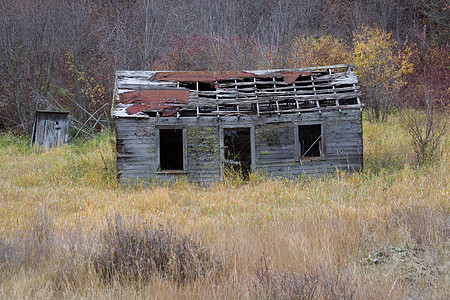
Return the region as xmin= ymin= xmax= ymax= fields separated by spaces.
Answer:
xmin=294 ymin=122 xmax=325 ymax=161
xmin=155 ymin=126 xmax=188 ymax=173
xmin=220 ymin=124 xmax=255 ymax=177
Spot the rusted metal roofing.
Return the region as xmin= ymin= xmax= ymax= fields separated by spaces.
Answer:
xmin=113 ymin=64 xmax=361 ymax=118
xmin=119 ymin=89 xmax=190 ymax=116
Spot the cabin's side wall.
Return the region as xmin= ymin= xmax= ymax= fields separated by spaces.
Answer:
xmin=254 ymin=121 xmax=296 ymax=176
xmin=323 ymin=109 xmax=363 ymax=172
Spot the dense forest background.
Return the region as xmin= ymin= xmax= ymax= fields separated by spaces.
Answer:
xmin=0 ymin=0 xmax=448 ymax=133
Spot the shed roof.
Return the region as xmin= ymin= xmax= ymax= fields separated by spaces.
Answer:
xmin=113 ymin=64 xmax=361 ymax=118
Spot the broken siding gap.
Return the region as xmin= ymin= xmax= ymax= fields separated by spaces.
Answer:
xmin=332 ymin=82 xmax=339 ymax=106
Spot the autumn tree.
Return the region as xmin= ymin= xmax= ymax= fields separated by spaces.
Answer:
xmin=0 ymin=0 xmax=63 ymax=132
xmin=414 ymin=0 xmax=450 ymax=46
xmin=353 ymin=27 xmax=413 ymax=121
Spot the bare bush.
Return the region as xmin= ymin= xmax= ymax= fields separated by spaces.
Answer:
xmin=0 ymin=211 xmax=55 ymax=273
xmin=93 ymin=213 xmax=220 ymax=283
xmin=400 ymin=88 xmax=448 ymax=165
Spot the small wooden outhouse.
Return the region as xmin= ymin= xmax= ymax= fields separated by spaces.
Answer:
xmin=112 ymin=64 xmax=363 ymax=184
xmin=31 ymin=111 xmax=70 ymax=149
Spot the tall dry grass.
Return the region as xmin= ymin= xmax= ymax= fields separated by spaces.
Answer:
xmin=0 ymin=114 xmax=448 ymax=299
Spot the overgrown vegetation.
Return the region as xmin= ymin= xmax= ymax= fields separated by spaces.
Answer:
xmin=0 ymin=113 xmax=448 ymax=298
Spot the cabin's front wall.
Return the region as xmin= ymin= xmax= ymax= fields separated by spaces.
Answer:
xmin=115 ymin=108 xmax=362 ymax=184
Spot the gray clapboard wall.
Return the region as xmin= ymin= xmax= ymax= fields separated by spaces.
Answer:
xmin=115 ymin=109 xmax=362 ymax=184
xmin=31 ymin=111 xmax=70 ymax=149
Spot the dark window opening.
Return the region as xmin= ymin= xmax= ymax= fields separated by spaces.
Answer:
xmin=224 ymin=128 xmax=251 ymax=179
xmin=160 ymin=129 xmax=183 ymax=170
xmin=299 ymin=124 xmax=322 ymax=158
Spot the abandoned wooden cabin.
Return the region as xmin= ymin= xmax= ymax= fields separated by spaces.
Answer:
xmin=112 ymin=64 xmax=363 ymax=184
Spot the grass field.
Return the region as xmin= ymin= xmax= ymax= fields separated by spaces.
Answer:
xmin=0 ymin=113 xmax=448 ymax=299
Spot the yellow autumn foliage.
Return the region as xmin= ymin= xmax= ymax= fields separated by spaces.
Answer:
xmin=289 ymin=34 xmax=351 ymax=68
xmin=353 ymin=27 xmax=413 ymax=121
xmin=64 ymin=51 xmax=108 ymax=107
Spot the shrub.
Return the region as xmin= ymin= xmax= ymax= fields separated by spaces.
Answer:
xmin=0 ymin=211 xmax=55 ymax=273
xmin=399 ymin=89 xmax=448 ymax=166
xmin=93 ymin=213 xmax=221 ymax=283
xmin=0 ymin=211 xmax=222 ymax=292
xmin=253 ymin=255 xmax=356 ymax=299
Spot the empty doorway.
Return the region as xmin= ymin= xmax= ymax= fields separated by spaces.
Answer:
xmin=223 ymin=128 xmax=251 ymax=178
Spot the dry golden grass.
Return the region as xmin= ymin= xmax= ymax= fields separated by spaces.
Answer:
xmin=0 ymin=113 xmax=448 ymax=299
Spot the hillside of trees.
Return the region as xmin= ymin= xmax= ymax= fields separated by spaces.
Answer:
xmin=0 ymin=0 xmax=448 ymax=132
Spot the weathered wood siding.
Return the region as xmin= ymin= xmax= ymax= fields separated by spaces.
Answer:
xmin=116 ymin=117 xmax=222 ymax=183
xmin=115 ymin=118 xmax=155 ymax=182
xmin=253 ymin=109 xmax=362 ymax=177
xmin=186 ymin=125 xmax=221 ymax=182
xmin=115 ymin=108 xmax=362 ymax=184
xmin=31 ymin=111 xmax=69 ymax=149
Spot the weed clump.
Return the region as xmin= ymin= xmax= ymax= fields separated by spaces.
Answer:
xmin=93 ymin=214 xmax=220 ymax=283
xmin=254 ymin=255 xmax=356 ymax=299
xmin=0 ymin=212 xmax=55 ymax=273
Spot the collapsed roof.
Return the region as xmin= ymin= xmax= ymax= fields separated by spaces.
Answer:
xmin=112 ymin=64 xmax=361 ymax=118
